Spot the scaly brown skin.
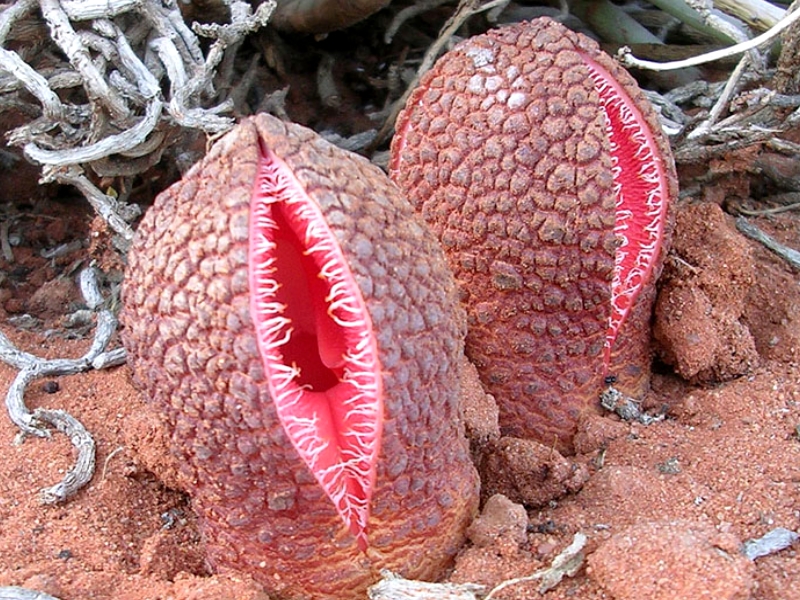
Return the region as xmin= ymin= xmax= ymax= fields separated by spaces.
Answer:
xmin=121 ymin=114 xmax=479 ymax=600
xmin=390 ymin=18 xmax=677 ymax=452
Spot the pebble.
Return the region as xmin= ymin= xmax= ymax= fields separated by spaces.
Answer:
xmin=588 ymin=519 xmax=754 ymax=600
xmin=466 ymin=494 xmax=528 ymax=547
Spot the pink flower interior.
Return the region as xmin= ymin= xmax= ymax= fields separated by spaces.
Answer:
xmin=581 ymin=54 xmax=671 ymax=371
xmin=248 ymin=142 xmax=383 ymax=550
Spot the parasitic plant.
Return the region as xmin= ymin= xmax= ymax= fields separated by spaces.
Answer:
xmin=390 ymin=18 xmax=678 ymax=450
xmin=121 ymin=114 xmax=479 ymax=599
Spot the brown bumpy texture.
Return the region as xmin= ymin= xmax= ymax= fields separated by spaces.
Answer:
xmin=390 ymin=18 xmax=676 ymax=451
xmin=121 ymin=114 xmax=479 ymax=600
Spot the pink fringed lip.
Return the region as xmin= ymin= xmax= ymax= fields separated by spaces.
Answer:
xmin=248 ymin=142 xmax=383 ymax=550
xmin=580 ymin=53 xmax=671 ymax=372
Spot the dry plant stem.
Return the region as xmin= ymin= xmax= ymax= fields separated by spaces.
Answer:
xmin=321 ymin=129 xmax=378 ymax=153
xmin=686 ymin=51 xmax=750 ymax=140
xmin=645 ymin=0 xmax=737 ymax=44
xmin=36 ymin=408 xmax=96 ymax=503
xmin=372 ymin=0 xmax=508 ymax=148
xmin=663 ymin=73 xmax=799 ymax=161
xmin=0 ymin=0 xmax=37 ymax=39
xmin=2 ymin=0 xmax=274 ymax=241
xmin=24 ymin=99 xmax=163 ymax=167
xmin=384 ymin=0 xmax=453 ymax=44
xmin=170 ymin=0 xmax=275 ymax=131
xmin=368 ymin=572 xmax=485 ymax=599
xmin=193 ymin=0 xmax=275 ymax=45
xmin=684 ymin=0 xmax=750 ymax=43
xmin=704 ymin=93 xmax=780 ymax=133
xmin=715 ymin=0 xmax=785 ymax=30
xmin=101 ymin=445 xmax=125 ymax=481
xmin=210 ymin=1 xmax=265 ymax=102
xmin=0 ymin=268 xmax=124 ymax=503
xmin=0 ymin=587 xmax=62 ymax=600
xmin=40 ymin=0 xmax=130 ymax=120
xmin=642 ymin=89 xmax=686 ymax=134
xmin=0 ymin=2 xmax=67 ymax=122
xmin=767 ymin=136 xmax=800 ymax=156
xmin=0 ymin=48 xmax=66 ymax=121
xmin=45 ymin=168 xmax=136 ymax=241
xmin=618 ymin=7 xmax=800 ymax=71
xmin=484 ymin=533 xmax=587 ymax=598
xmin=675 ymin=134 xmax=771 ymax=163
xmin=367 ymin=533 xmax=587 ymax=599
xmin=79 ymin=265 xmax=104 ymax=306
xmin=139 ymin=1 xmax=204 ymax=65
xmin=110 ymin=29 xmax=161 ymax=99
xmin=91 ymin=346 xmax=126 ymax=370
xmin=484 ymin=0 xmax=512 ymax=23
xmin=736 ymin=217 xmax=800 ymax=269
xmin=61 ymin=0 xmax=143 ymax=20
xmin=255 ymin=85 xmax=290 ymax=119
xmin=737 ymin=199 xmax=800 ymax=216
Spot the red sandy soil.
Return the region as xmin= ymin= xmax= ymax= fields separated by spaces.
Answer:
xmin=1 ymin=123 xmax=800 ymax=600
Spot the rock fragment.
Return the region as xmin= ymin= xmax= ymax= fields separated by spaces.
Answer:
xmin=588 ymin=520 xmax=755 ymax=600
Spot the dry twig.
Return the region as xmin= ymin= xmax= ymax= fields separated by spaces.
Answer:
xmin=618 ymin=5 xmax=800 ymax=72
xmin=0 ymin=268 xmax=122 ymax=503
xmin=368 ymin=533 xmax=587 ymax=599
xmin=0 ymin=0 xmax=275 ymax=245
xmin=621 ymin=4 xmax=800 ymax=167
xmin=736 ymin=217 xmax=800 ymax=270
